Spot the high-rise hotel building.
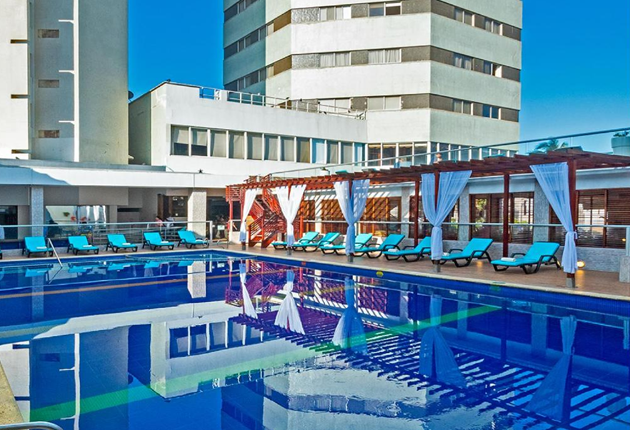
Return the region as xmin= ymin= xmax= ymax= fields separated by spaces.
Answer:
xmin=223 ymin=0 xmax=522 ymax=165
xmin=0 ymin=0 xmax=129 ymax=164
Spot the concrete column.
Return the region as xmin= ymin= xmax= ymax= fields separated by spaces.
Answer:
xmin=400 ymin=186 xmax=410 ymax=238
xmin=30 ymin=186 xmax=45 ymax=236
xmin=533 ymin=181 xmax=550 ymax=242
xmin=458 ymin=185 xmax=470 ymax=241
xmin=187 ymin=189 xmax=207 ymax=237
xmin=107 ymin=205 xmax=118 ymax=224
xmin=314 ymin=197 xmax=323 ymax=233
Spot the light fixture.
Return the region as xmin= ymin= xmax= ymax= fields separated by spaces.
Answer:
xmin=577 ymin=260 xmax=586 ymax=269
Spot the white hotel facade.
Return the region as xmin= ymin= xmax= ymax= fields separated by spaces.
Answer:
xmin=223 ymin=0 xmax=523 ymax=162
xmin=2 ymin=0 xmax=630 ymax=275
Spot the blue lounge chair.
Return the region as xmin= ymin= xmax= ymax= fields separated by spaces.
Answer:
xmin=67 ymin=235 xmax=99 ymax=255
xmin=106 ymin=234 xmax=139 ymax=253
xmin=321 ymin=233 xmax=373 ymax=255
xmin=354 ymin=234 xmax=406 ymax=258
xmin=23 ymin=236 xmax=53 ymax=258
xmin=177 ymin=230 xmax=209 ymax=248
xmin=143 ymin=232 xmax=175 ymax=251
xmin=292 ymin=232 xmax=340 ymax=252
xmin=383 ymin=236 xmax=431 ymax=262
xmin=272 ymin=231 xmax=319 ymax=250
xmin=440 ymin=238 xmax=494 ymax=267
xmin=491 ymin=242 xmax=561 ymax=274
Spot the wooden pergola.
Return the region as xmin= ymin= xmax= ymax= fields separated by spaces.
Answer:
xmin=228 ymin=149 xmax=630 ymax=279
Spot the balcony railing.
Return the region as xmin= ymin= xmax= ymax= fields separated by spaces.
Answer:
xmin=198 ymin=86 xmax=366 ymax=120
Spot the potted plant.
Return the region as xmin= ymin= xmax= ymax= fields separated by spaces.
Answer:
xmin=612 ymin=131 xmax=630 ymax=156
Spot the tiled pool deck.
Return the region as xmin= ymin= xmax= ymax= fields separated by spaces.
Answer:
xmin=1 ymin=243 xmax=629 ymax=302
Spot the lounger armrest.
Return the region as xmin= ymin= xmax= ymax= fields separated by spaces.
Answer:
xmin=471 ymin=250 xmax=485 ymax=257
xmin=448 ymin=248 xmax=463 ymax=254
xmin=403 ymin=245 xmax=416 ymax=250
xmin=511 ymin=252 xmax=526 ymax=258
xmin=382 ymin=244 xmax=399 ymax=251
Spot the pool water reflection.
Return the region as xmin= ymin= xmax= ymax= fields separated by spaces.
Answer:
xmin=0 ymin=252 xmax=628 ymax=429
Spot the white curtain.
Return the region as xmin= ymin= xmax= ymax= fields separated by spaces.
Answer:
xmin=419 ymin=295 xmax=467 ymax=388
xmin=274 ymin=271 xmax=305 ymax=334
xmin=275 ymin=185 xmax=307 ymax=247
xmin=527 ymin=315 xmax=577 ymax=421
xmin=531 ymin=163 xmax=578 ymax=274
xmin=421 ymin=171 xmax=471 ymax=260
xmin=334 ymin=180 xmax=370 ymax=254
xmin=239 ymin=264 xmax=258 ymax=319
xmin=332 ymin=277 xmax=367 ymax=354
xmin=239 ymin=188 xmax=260 ymax=243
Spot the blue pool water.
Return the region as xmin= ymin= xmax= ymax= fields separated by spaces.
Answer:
xmin=0 ymin=251 xmax=628 ymax=429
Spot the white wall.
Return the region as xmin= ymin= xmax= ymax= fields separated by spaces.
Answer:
xmin=130 ymin=84 xmax=367 ymax=177
xmin=0 ymin=0 xmax=29 ymax=160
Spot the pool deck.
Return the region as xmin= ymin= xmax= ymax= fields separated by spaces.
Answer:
xmin=1 ymin=243 xmax=629 ymax=302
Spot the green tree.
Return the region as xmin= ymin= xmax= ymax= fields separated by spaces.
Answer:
xmin=533 ymin=139 xmax=569 ymax=153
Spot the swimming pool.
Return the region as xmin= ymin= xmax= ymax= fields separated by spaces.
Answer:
xmin=0 ymin=251 xmax=628 ymax=429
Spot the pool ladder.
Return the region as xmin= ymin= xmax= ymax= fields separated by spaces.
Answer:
xmin=47 ymin=238 xmax=63 ymax=268
xmin=0 ymin=422 xmax=62 ymax=430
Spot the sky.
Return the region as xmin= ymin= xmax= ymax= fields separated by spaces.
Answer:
xmin=128 ymin=0 xmax=630 ymax=143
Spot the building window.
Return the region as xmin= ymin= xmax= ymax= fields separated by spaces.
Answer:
xmin=210 ymin=130 xmax=227 ymax=157
xmin=38 ymin=130 xmax=59 ymax=138
xmin=354 ymin=143 xmax=366 ymax=163
xmin=340 ymin=142 xmax=352 ymax=163
xmin=453 ymin=53 xmax=472 ymax=70
xmin=171 ymin=126 xmax=189 ymax=155
xmin=320 ymin=52 xmax=350 ymax=67
xmin=368 ymin=96 xmax=401 ymax=111
xmin=163 ymin=195 xmax=188 ymax=218
xmin=38 ymin=79 xmax=59 ymax=88
xmin=265 ymin=135 xmax=279 ymax=161
xmin=482 ymin=104 xmax=500 ymax=119
xmin=327 ymin=141 xmax=339 ymax=164
xmin=281 ymin=136 xmax=295 ymax=162
xmin=191 ymin=128 xmax=208 ymax=156
xmin=381 ymin=143 xmax=397 ymax=166
xmin=398 ymin=143 xmax=413 ymax=165
xmin=453 ymin=99 xmax=473 ymax=114
xmin=414 ymin=142 xmax=428 ymax=165
xmin=485 ymin=18 xmax=502 ymax=35
xmin=385 ymin=2 xmax=401 ymax=15
xmin=320 ymin=6 xmax=350 ymax=21
xmin=297 ymin=138 xmax=311 ymax=163
xmin=229 ymin=131 xmax=245 ymax=159
xmin=482 ymin=61 xmax=502 ymax=77
xmin=368 ymin=49 xmax=401 ymax=64
xmin=37 ymin=29 xmax=59 ymax=38
xmin=247 ymin=133 xmax=263 ymax=160
xmin=368 ymin=144 xmax=381 ymax=166
xmin=369 ymin=3 xmax=385 ymax=16
xmin=454 ymin=7 xmax=473 ymax=25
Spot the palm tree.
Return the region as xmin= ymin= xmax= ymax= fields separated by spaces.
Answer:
xmin=533 ymin=139 xmax=569 ymax=153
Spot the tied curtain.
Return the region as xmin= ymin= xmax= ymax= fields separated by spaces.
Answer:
xmin=419 ymin=295 xmax=467 ymax=388
xmin=274 ymin=271 xmax=305 ymax=334
xmin=530 ymin=163 xmax=578 ymax=274
xmin=332 ymin=277 xmax=367 ymax=354
xmin=421 ymin=171 xmax=472 ymax=260
xmin=239 ymin=264 xmax=258 ymax=319
xmin=333 ymin=180 xmax=370 ymax=254
xmin=275 ymin=185 xmax=307 ymax=247
xmin=526 ymin=316 xmax=577 ymax=421
xmin=239 ymin=188 xmax=260 ymax=243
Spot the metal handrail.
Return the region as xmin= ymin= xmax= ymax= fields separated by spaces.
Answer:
xmin=47 ymin=237 xmax=63 ymax=267
xmin=0 ymin=422 xmax=63 ymax=430
xmin=266 ymin=126 xmax=630 ymax=177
